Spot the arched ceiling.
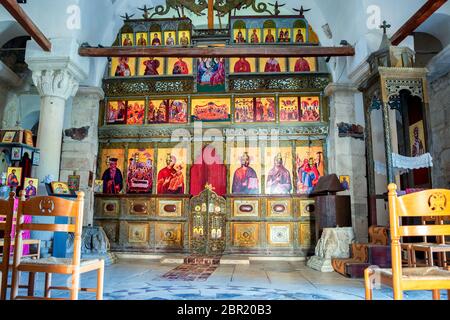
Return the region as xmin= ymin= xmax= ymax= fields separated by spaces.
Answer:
xmin=0 ymin=0 xmax=449 ymax=86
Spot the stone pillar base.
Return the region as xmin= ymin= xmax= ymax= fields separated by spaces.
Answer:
xmin=307 ymin=227 xmax=355 ymax=273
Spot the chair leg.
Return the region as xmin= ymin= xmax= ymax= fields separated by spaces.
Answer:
xmin=44 ymin=273 xmax=52 ymax=298
xmin=27 ymin=272 xmax=35 ymax=297
xmin=432 ymin=290 xmax=441 ymax=300
xmin=70 ymin=272 xmax=80 ymax=300
xmin=96 ymin=262 xmax=104 ymax=300
xmin=10 ymin=270 xmax=20 ymax=300
xmin=1 ymin=270 xmax=7 ymax=300
xmin=412 ymin=249 xmax=417 ymax=267
xmin=447 ymin=290 xmax=450 ymax=300
xmin=429 ymin=249 xmax=434 ymax=267
xmin=364 ymin=268 xmax=373 ymax=300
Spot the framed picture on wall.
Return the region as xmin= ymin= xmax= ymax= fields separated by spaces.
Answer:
xmin=68 ymin=175 xmax=81 ymax=192
xmin=50 ymin=182 xmax=72 ymax=195
xmin=32 ymin=151 xmax=40 ymax=166
xmin=11 ymin=147 xmax=22 ymax=161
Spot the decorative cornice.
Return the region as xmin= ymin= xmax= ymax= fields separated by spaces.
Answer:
xmin=76 ymin=86 xmax=105 ymax=100
xmin=378 ymin=67 xmax=428 ymax=79
xmin=347 ymin=60 xmax=371 ymax=88
xmin=324 ymin=83 xmax=358 ymax=97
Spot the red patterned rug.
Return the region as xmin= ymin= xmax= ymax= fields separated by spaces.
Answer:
xmin=161 ymin=255 xmax=222 ymax=281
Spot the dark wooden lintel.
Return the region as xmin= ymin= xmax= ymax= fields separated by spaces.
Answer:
xmin=79 ymin=45 xmax=355 ymax=58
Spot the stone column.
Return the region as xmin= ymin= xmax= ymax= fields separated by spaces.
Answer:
xmin=60 ymin=86 xmax=104 ymax=226
xmin=32 ymin=69 xmax=80 ymax=181
xmin=325 ymin=83 xmax=368 ymax=242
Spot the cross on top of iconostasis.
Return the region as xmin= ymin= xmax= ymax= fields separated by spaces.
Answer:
xmin=380 ymin=20 xmax=391 ymax=34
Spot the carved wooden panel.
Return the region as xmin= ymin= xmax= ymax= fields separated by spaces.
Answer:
xmin=155 ymin=223 xmax=183 ymax=248
xmin=126 ymin=199 xmax=153 ymax=216
xmin=299 ymin=199 xmax=316 ymax=217
xmin=101 ymin=199 xmax=120 ymax=216
xmin=299 ymin=223 xmax=315 ymax=247
xmin=127 ymin=222 xmax=150 ymax=244
xmin=266 ymin=223 xmax=293 ymax=247
xmin=232 ymin=223 xmax=260 ymax=248
xmin=157 ymin=199 xmax=183 ymax=217
xmin=232 ymin=199 xmax=260 ymax=217
xmin=96 ymin=221 xmax=119 ymax=243
xmin=267 ymin=199 xmax=292 ymax=218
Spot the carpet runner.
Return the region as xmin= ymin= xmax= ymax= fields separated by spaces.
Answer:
xmin=161 ymin=255 xmax=222 ymax=281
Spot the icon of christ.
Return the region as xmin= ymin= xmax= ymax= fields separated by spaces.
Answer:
xmin=232 ymin=152 xmax=259 ymax=194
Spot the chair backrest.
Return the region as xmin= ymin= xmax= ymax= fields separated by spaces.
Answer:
xmin=12 ymin=191 xmax=84 ymax=267
xmin=0 ymin=192 xmax=16 ymax=268
xmin=388 ymin=183 xmax=450 ymax=276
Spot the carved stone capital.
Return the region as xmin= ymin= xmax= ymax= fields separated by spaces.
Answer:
xmin=32 ymin=69 xmax=79 ymax=100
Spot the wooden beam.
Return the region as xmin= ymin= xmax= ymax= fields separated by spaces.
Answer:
xmin=391 ymin=0 xmax=448 ymax=46
xmin=208 ymin=0 xmax=214 ymax=29
xmin=79 ymin=45 xmax=355 ymax=58
xmin=0 ymin=0 xmax=51 ymax=51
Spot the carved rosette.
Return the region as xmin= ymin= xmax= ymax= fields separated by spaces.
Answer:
xmin=32 ymin=69 xmax=79 ymax=100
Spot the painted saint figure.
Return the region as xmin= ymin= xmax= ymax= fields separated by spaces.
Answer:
xmin=137 ymin=34 xmax=147 ymax=46
xmin=266 ymin=153 xmax=292 ymax=194
xmin=102 ymin=158 xmax=123 ymax=194
xmin=114 ymin=57 xmax=131 ymax=77
xmin=180 ymin=32 xmax=189 ymax=46
xmin=143 ymin=57 xmax=160 ymax=75
xmin=234 ymin=57 xmax=251 ymax=73
xmin=265 ymin=29 xmax=275 ymax=43
xmin=157 ymin=154 xmax=185 ymax=194
xmin=264 ymin=57 xmax=281 ymax=72
xmin=235 ymin=30 xmax=245 ymax=43
xmin=295 ymin=30 xmax=304 ymax=43
xmin=7 ymin=169 xmax=19 ymax=188
xmin=151 ymin=33 xmax=161 ymax=46
xmin=172 ymin=58 xmax=189 ymax=74
xmin=232 ymin=152 xmax=259 ymax=194
xmin=25 ymin=179 xmax=37 ymax=197
xmin=297 ymin=155 xmax=322 ymax=194
xmin=122 ymin=34 xmax=132 ymax=46
xmin=166 ymin=33 xmax=175 ymax=46
xmin=294 ymin=57 xmax=311 ymax=72
xmin=412 ymin=126 xmax=425 ymax=157
xmin=250 ymin=29 xmax=259 ymax=43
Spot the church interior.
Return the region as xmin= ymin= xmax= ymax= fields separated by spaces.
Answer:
xmin=0 ymin=0 xmax=449 ymax=302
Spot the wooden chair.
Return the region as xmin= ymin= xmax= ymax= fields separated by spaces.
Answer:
xmin=10 ymin=191 xmax=104 ymax=300
xmin=0 ymin=192 xmax=15 ymax=300
xmin=364 ymin=184 xmax=450 ymax=300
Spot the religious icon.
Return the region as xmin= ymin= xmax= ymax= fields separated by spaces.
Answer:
xmin=168 ymin=100 xmax=188 ymax=123
xmin=340 ymin=176 xmax=350 ymax=191
xmin=164 ymin=31 xmax=176 ymax=46
xmin=101 ymin=157 xmax=124 ymax=194
xmin=255 ymin=97 xmax=276 ymax=122
xmin=151 ymin=32 xmax=162 ymax=46
xmin=141 ymin=57 xmax=163 ymax=76
xmin=231 ymin=151 xmax=260 ymax=195
xmin=121 ymin=33 xmax=134 ymax=46
xmin=106 ymin=101 xmax=126 ymax=124
xmin=234 ymin=29 xmax=246 ymax=43
xmin=292 ymin=57 xmax=312 ymax=72
xmin=156 ymin=149 xmax=187 ymax=195
xmin=191 ymin=98 xmax=231 ymax=122
xmin=294 ymin=28 xmax=305 ymax=43
xmin=11 ymin=147 xmax=21 ymax=161
xmin=300 ymin=97 xmax=321 ymax=122
xmin=232 ymin=57 xmax=253 ymax=73
xmin=264 ymin=29 xmax=275 ymax=43
xmin=234 ymin=98 xmax=254 ymax=123
xmin=24 ymin=178 xmax=38 ymax=198
xmin=68 ymin=175 xmax=80 ymax=192
xmin=249 ymin=28 xmax=260 ymax=43
xmin=296 ymin=145 xmax=325 ymax=195
xmin=127 ymin=149 xmax=154 ymax=194
xmin=170 ymin=57 xmax=191 ymax=75
xmin=279 ymin=97 xmax=300 ymax=122
xmin=7 ymin=167 xmax=21 ymax=188
xmin=51 ymin=182 xmax=71 ymax=195
xmin=409 ymin=121 xmax=426 ymax=157
xmin=2 ymin=131 xmax=16 ymax=143
xmin=178 ymin=31 xmax=190 ymax=46
xmin=24 ymin=130 xmax=34 ymax=147
xmin=278 ymin=28 xmax=291 ymax=43
xmin=126 ymin=101 xmax=145 ymax=125
xmin=261 ymin=57 xmax=284 ymax=73
xmin=136 ymin=33 xmax=148 ymax=46
xmin=112 ymin=57 xmax=135 ymax=77
xmin=197 ymin=57 xmax=226 ymax=92
xmin=94 ymin=180 xmax=103 ymax=193
xmin=265 ymin=149 xmax=293 ymax=195
xmin=148 ymin=99 xmax=169 ymax=123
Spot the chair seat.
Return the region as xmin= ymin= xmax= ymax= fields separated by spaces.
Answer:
xmin=20 ymin=257 xmax=100 ymax=268
xmin=374 ymin=267 xmax=450 ymax=281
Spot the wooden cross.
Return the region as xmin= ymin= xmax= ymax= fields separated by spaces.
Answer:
xmin=208 ymin=0 xmax=214 ymax=29
xmin=380 ymin=20 xmax=391 ymax=34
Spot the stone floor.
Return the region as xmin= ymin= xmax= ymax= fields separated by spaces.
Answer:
xmin=5 ymin=257 xmax=449 ymax=300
